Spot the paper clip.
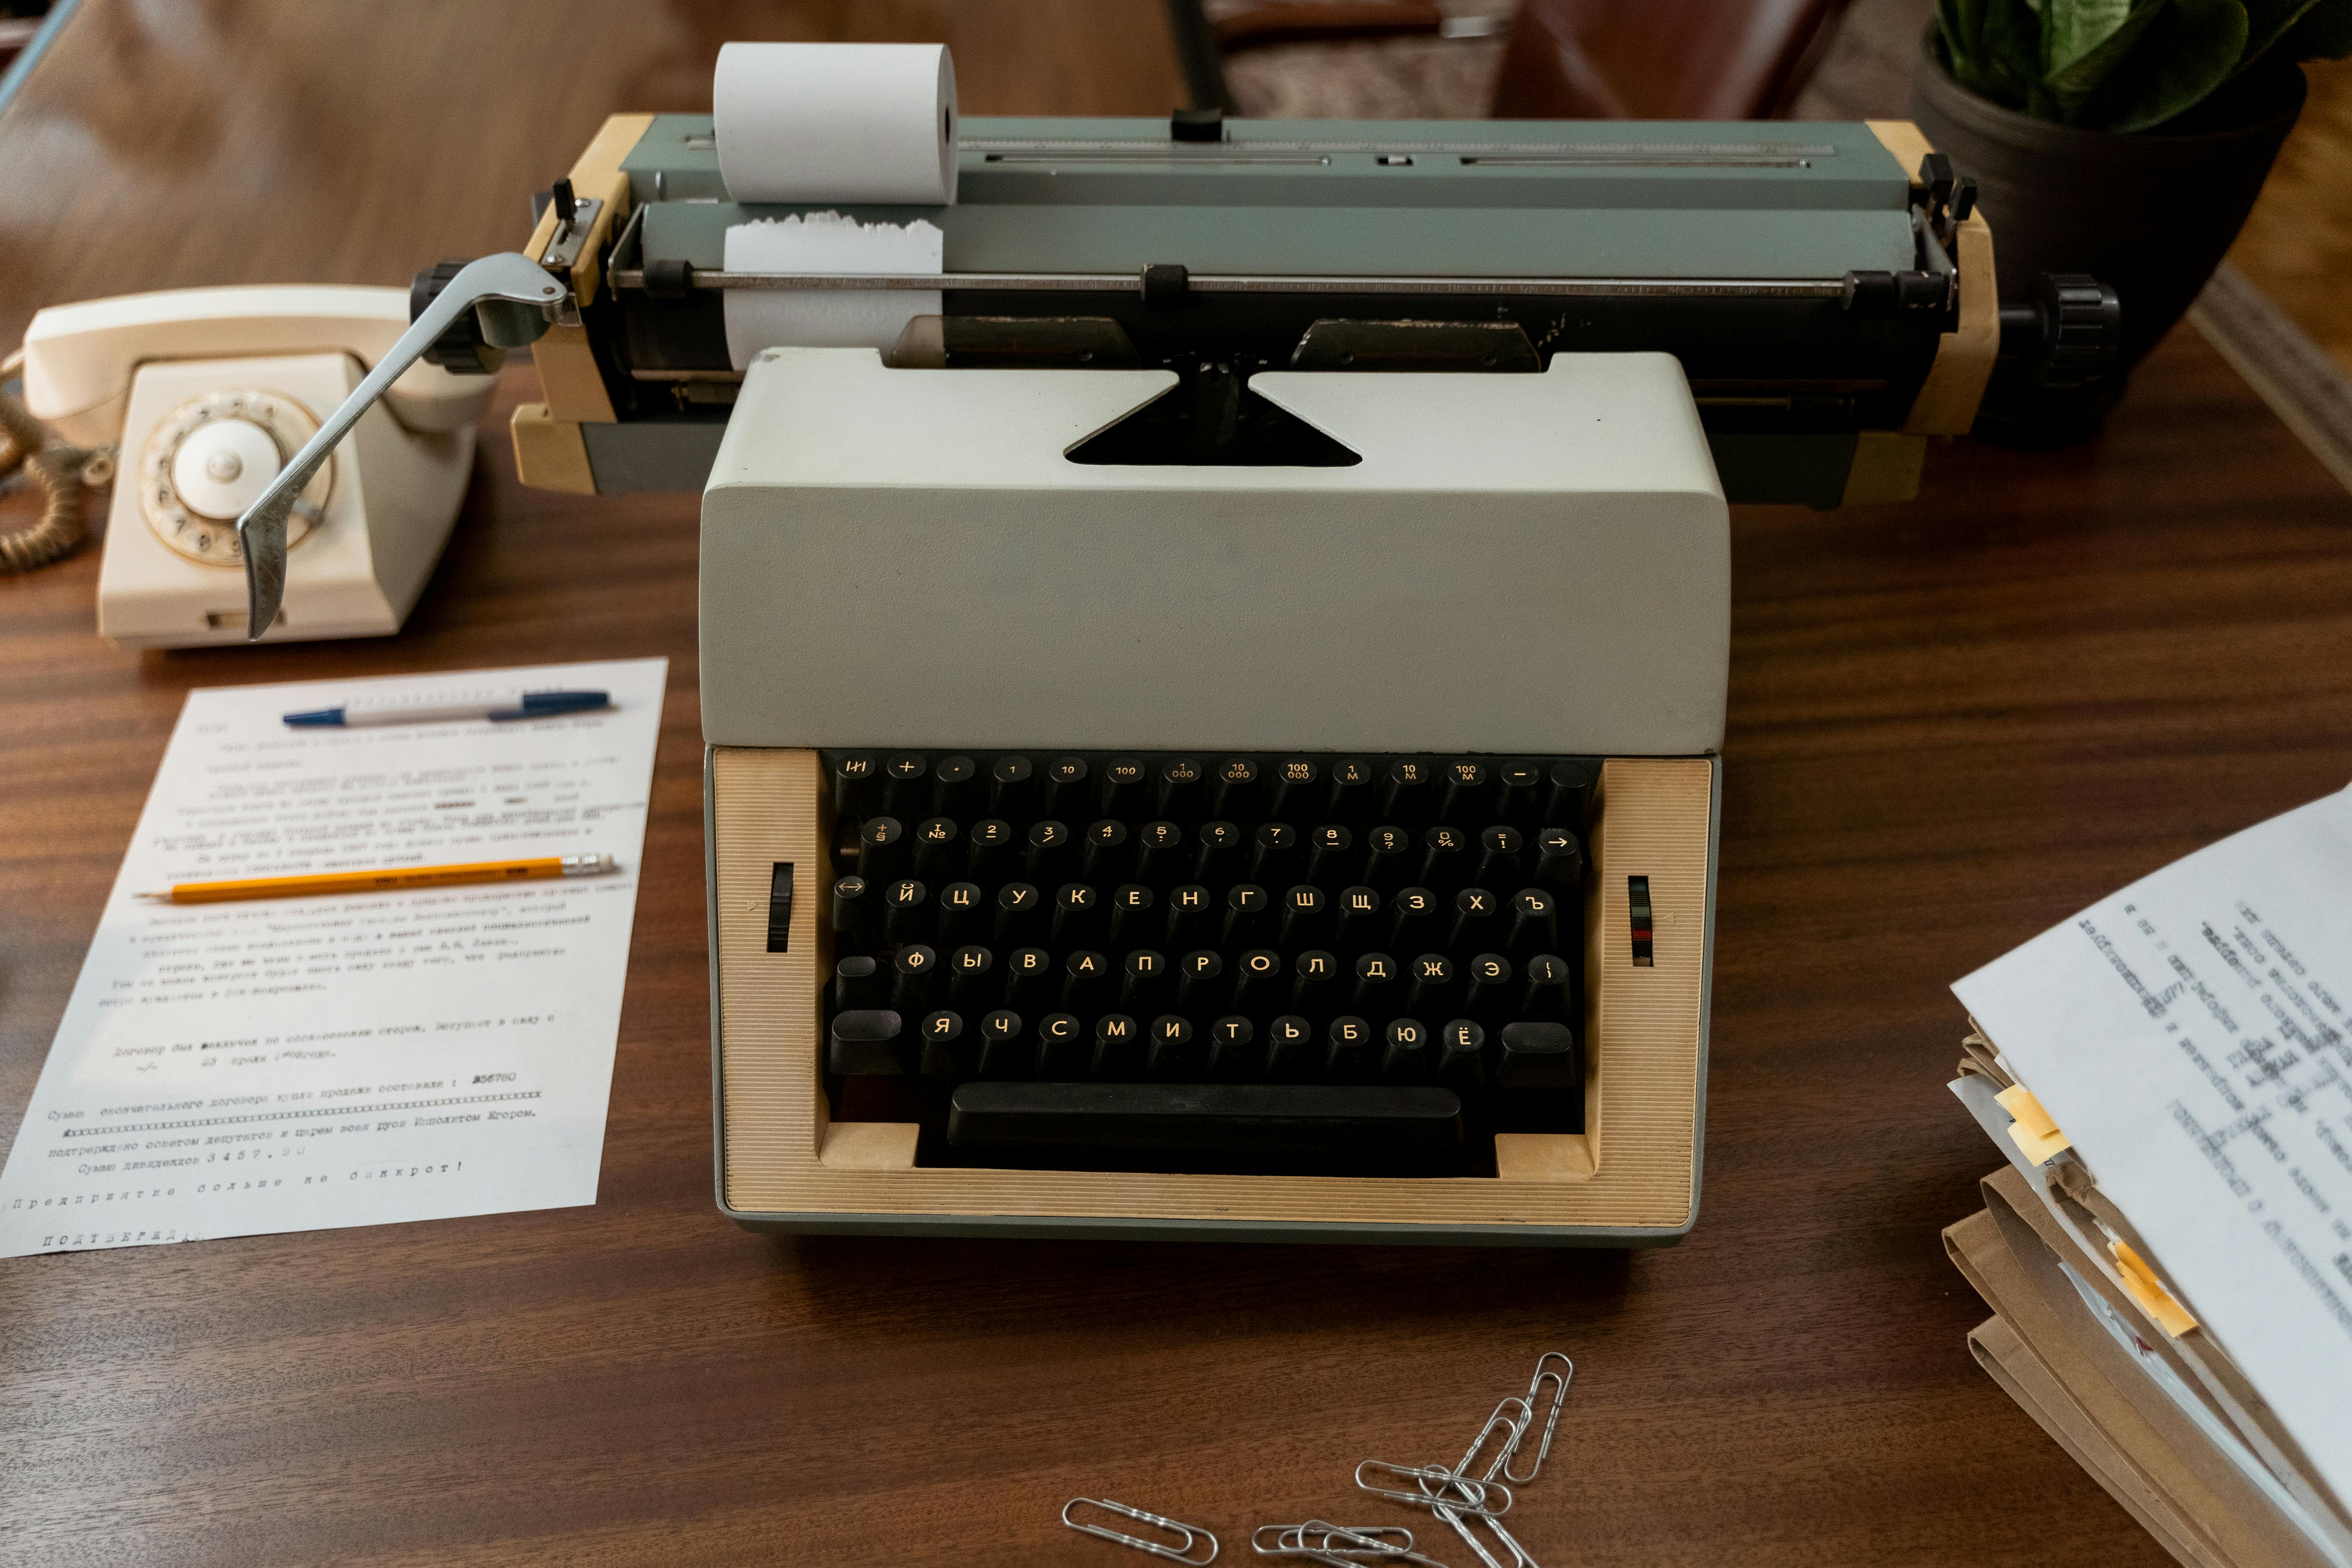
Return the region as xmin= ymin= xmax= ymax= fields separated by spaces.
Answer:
xmin=1354 ymin=1459 xmax=1512 ymax=1518
xmin=1250 ymin=1522 xmax=1438 ymax=1564
xmin=1502 ymin=1353 xmax=1573 ymax=1484
xmin=1454 ymin=1396 xmax=1533 ymax=1484
xmin=1064 ymin=1497 xmax=1221 ymax=1564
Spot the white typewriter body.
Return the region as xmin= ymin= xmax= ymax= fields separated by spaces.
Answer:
xmin=700 ymin=348 xmax=1726 ymax=755
xmin=703 ymin=346 xmax=1724 ymax=1247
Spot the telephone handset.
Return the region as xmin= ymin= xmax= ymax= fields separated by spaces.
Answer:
xmin=21 ymin=285 xmax=508 ymax=647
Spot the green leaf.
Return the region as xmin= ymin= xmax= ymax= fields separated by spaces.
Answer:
xmin=2240 ymin=0 xmax=2325 ymax=61
xmin=1984 ymin=0 xmax=2050 ymax=101
xmin=2274 ymin=0 xmax=2352 ymax=55
xmin=2044 ymin=0 xmax=2175 ymax=109
xmin=2095 ymin=0 xmax=2251 ymax=127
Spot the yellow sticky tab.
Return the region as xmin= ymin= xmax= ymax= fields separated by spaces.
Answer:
xmin=1995 ymin=1084 xmax=2072 ymax=1164
xmin=2111 ymin=1240 xmax=2199 ymax=1336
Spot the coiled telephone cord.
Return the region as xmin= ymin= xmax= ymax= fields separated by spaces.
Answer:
xmin=0 ymin=348 xmax=114 ymax=574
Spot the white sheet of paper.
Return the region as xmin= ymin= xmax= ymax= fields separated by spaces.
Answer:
xmin=0 ymin=658 xmax=667 ymax=1257
xmin=1954 ymin=785 xmax=2352 ymax=1504
xmin=723 ymin=210 xmax=943 ymax=367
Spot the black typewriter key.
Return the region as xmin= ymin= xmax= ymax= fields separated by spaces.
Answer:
xmin=831 ymin=753 xmax=880 ymax=825
xmin=1193 ymin=821 xmax=1244 ymax=884
xmin=1334 ymin=885 xmax=1384 ymax=951
xmin=859 ymin=816 xmax=910 ymax=884
xmin=1450 ymin=886 xmax=1500 ymax=949
xmin=1508 ymin=888 xmax=1559 ymax=957
xmin=1388 ymin=886 xmax=1439 ymax=951
xmin=1361 ymin=825 xmax=1412 ymax=890
xmin=1306 ymin=824 xmax=1356 ymax=889
xmin=1042 ymin=756 xmax=1090 ymax=818
xmin=1098 ymin=756 xmax=1149 ymax=817
xmin=1497 ymin=1021 xmax=1579 ymax=1089
xmin=1325 ymin=1017 xmax=1376 ymax=1081
xmin=913 ymin=816 xmax=960 ymax=880
xmin=1208 ymin=1016 xmax=1259 ymax=1077
xmin=1351 ymin=951 xmax=1401 ymax=1019
xmin=1267 ymin=757 xmax=1320 ymax=819
xmin=1155 ymin=757 xmax=1205 ymax=821
xmin=882 ymin=752 xmax=929 ymax=817
xmin=1465 ymin=953 xmax=1514 ymax=1024
xmin=918 ymin=1010 xmax=972 ymax=1076
xmin=1035 ymin=1012 xmax=1087 ymax=1078
xmin=993 ymin=881 xmax=1045 ymax=948
xmin=1121 ymin=949 xmax=1172 ymax=1016
xmin=1004 ymin=946 xmax=1052 ymax=1011
xmin=1496 ymin=762 xmax=1543 ymax=828
xmin=1233 ymin=948 xmax=1284 ymax=1013
xmin=1535 ymin=826 xmax=1584 ymax=897
xmin=1062 ymin=949 xmax=1112 ymax=1013
xmin=1092 ymin=1014 xmax=1146 ymax=1079
xmin=966 ymin=818 xmax=1016 ymax=883
xmin=1223 ymin=884 xmax=1272 ymax=947
xmin=1252 ymin=822 xmax=1302 ymax=886
xmin=883 ymin=879 xmax=931 ymax=944
xmin=936 ymin=880 xmax=986 ymax=947
xmin=1380 ymin=758 xmax=1433 ymax=821
xmin=1133 ymin=820 xmax=1184 ymax=884
xmin=1325 ymin=758 xmax=1375 ymax=823
xmin=1407 ymin=953 xmax=1457 ymax=1020
xmin=831 ymin=874 xmax=878 ymax=945
xmin=1164 ymin=883 xmax=1214 ymax=949
xmin=1107 ymin=883 xmax=1157 ymax=948
xmin=1211 ymin=757 xmax=1261 ymax=821
xmin=1025 ymin=819 xmax=1075 ymax=884
xmin=948 ymin=944 xmax=996 ymax=1008
xmin=1519 ymin=953 xmax=1572 ymax=1021
xmin=890 ymin=943 xmax=940 ymax=1015
xmin=1474 ymin=826 xmax=1526 ymax=892
xmin=1419 ymin=825 xmax=1469 ymax=888
xmin=977 ymin=1009 xmax=1026 ymax=1077
xmin=1381 ymin=1018 xmax=1435 ymax=1083
xmin=834 ymin=954 xmax=884 ymax=1012
xmin=1083 ymin=819 xmax=1134 ymax=885
xmin=1148 ymin=1014 xmax=1204 ymax=1079
xmin=1265 ymin=1015 xmax=1318 ymax=1080
xmin=1292 ymin=949 xmax=1341 ymax=1014
xmin=929 ymin=755 xmax=979 ymax=819
xmin=1544 ymin=759 xmax=1601 ymax=829
xmin=988 ymin=754 xmax=1037 ymax=818
xmin=1281 ymin=884 xmax=1327 ymax=948
xmin=1439 ymin=759 xmax=1492 ymax=825
xmin=828 ymin=1010 xmax=909 ymax=1075
xmin=1437 ymin=1018 xmax=1487 ymax=1086
xmin=1053 ymin=883 xmax=1104 ymax=947
xmin=1177 ymin=949 xmax=1226 ymax=1015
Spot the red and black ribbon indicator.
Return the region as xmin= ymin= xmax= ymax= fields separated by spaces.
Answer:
xmin=1628 ymin=875 xmax=1653 ymax=967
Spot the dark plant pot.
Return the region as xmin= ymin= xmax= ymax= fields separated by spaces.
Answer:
xmin=1911 ymin=31 xmax=2306 ymax=443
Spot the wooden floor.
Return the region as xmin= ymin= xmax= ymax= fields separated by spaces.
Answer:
xmin=4 ymin=5 xmax=2352 ymax=1565
xmin=2230 ymin=57 xmax=2352 ymax=369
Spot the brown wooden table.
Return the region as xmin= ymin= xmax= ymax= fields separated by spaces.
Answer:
xmin=5 ymin=6 xmax=2351 ymax=1564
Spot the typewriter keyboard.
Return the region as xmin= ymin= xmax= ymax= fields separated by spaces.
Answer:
xmin=820 ymin=750 xmax=1596 ymax=1177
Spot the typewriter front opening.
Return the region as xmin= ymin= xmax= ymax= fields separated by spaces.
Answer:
xmin=813 ymin=749 xmax=1596 ymax=1180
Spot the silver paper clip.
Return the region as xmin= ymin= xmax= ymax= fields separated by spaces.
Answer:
xmin=1502 ymin=1354 xmax=1573 ymax=1485
xmin=1250 ymin=1522 xmax=1436 ymax=1564
xmin=1415 ymin=1466 xmax=1539 ymax=1568
xmin=1065 ymin=1497 xmax=1221 ymax=1564
xmin=1354 ymin=1460 xmax=1512 ymax=1518
xmin=1454 ymin=1397 xmax=1533 ymax=1484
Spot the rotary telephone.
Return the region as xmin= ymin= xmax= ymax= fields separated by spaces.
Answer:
xmin=17 ymin=284 xmax=506 ymax=648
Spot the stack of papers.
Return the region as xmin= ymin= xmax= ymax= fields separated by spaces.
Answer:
xmin=1947 ymin=787 xmax=2352 ymax=1568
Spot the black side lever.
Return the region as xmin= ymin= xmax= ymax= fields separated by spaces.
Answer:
xmin=1997 ymin=273 xmax=2123 ymax=392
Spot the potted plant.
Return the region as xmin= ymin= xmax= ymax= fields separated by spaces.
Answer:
xmin=1911 ymin=0 xmax=2352 ymax=438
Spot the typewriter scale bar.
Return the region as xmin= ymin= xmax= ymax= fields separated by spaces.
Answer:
xmin=819 ymin=749 xmax=1596 ymax=1179
xmin=607 ymin=265 xmax=1852 ymax=300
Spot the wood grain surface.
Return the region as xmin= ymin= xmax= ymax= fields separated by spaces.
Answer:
xmin=5 ymin=5 xmax=2352 ymax=1565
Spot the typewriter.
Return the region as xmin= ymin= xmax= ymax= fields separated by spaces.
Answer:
xmin=233 ymin=44 xmax=2110 ymax=1244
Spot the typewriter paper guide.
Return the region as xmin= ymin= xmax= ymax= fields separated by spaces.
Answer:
xmin=700 ymin=349 xmax=1727 ymax=758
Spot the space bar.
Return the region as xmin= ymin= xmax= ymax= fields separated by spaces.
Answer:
xmin=947 ymin=1082 xmax=1464 ymax=1153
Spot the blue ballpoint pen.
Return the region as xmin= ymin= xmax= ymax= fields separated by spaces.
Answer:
xmin=282 ymin=689 xmax=612 ymax=727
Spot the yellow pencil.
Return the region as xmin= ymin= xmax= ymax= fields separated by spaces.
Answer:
xmin=136 ymin=853 xmax=617 ymax=905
